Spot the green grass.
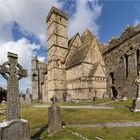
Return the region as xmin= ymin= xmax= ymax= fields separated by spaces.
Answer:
xmin=0 ymin=104 xmax=6 ymax=110
xmin=61 ymin=108 xmax=140 ymax=124
xmin=31 ymin=128 xmax=82 ymax=140
xmin=21 ymin=107 xmax=48 ymax=129
xmin=110 ymin=98 xmax=133 ymax=107
xmin=69 ymin=126 xmax=140 ymax=140
xmin=31 ymin=126 xmax=140 ymax=140
xmin=0 ymin=99 xmax=139 ymax=139
xmin=0 ymin=105 xmax=140 ymax=128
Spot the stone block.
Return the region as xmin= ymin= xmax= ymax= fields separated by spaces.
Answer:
xmin=0 ymin=119 xmax=30 ymax=140
xmin=63 ymin=92 xmax=72 ymax=102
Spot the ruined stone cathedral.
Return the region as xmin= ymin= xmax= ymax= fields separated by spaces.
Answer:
xmin=32 ymin=6 xmax=140 ymax=103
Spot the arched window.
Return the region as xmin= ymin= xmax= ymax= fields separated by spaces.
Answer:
xmin=124 ymin=54 xmax=128 ymax=77
xmin=136 ymin=49 xmax=140 ymax=76
xmin=110 ymin=72 xmax=115 ymax=84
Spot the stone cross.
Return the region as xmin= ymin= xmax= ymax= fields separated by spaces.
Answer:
xmin=0 ymin=52 xmax=27 ymax=121
xmin=134 ymin=72 xmax=140 ymax=98
xmin=50 ymin=95 xmax=57 ymax=104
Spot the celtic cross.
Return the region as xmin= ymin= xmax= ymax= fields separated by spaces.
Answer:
xmin=0 ymin=52 xmax=27 ymax=121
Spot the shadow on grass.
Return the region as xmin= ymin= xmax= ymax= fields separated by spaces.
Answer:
xmin=31 ymin=124 xmax=48 ymax=140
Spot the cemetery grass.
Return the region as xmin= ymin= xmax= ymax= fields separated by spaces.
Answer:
xmin=68 ymin=126 xmax=140 ymax=140
xmin=31 ymin=126 xmax=140 ymax=140
xmin=0 ymin=107 xmax=140 ymax=127
xmin=31 ymin=127 xmax=82 ymax=140
xmin=109 ymin=98 xmax=133 ymax=107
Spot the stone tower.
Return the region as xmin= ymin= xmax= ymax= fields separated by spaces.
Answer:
xmin=32 ymin=55 xmax=46 ymax=102
xmin=46 ymin=7 xmax=69 ymax=101
xmin=31 ymin=55 xmax=40 ymax=102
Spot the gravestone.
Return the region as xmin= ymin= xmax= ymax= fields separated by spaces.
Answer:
xmin=19 ymin=91 xmax=25 ymax=107
xmin=48 ymin=96 xmax=62 ymax=134
xmin=0 ymin=52 xmax=30 ymax=140
xmin=63 ymin=92 xmax=72 ymax=103
xmin=131 ymin=72 xmax=140 ymax=112
xmin=25 ymin=88 xmax=31 ymax=106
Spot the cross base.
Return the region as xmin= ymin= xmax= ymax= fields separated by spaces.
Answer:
xmin=131 ymin=98 xmax=140 ymax=112
xmin=0 ymin=119 xmax=30 ymax=140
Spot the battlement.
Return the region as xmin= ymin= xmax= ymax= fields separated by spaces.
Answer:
xmin=46 ymin=6 xmax=68 ymax=23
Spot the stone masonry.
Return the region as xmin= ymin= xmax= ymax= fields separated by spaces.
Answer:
xmin=0 ymin=52 xmax=30 ymax=140
xmin=32 ymin=6 xmax=107 ymax=102
xmin=32 ymin=55 xmax=47 ymax=102
xmin=103 ymin=24 xmax=140 ymax=98
xmin=32 ymin=6 xmax=140 ymax=102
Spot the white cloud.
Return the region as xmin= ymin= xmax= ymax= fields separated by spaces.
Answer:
xmin=0 ymin=0 xmax=103 ymax=93
xmin=0 ymin=0 xmax=62 ymax=42
xmin=69 ymin=0 xmax=103 ymax=37
xmin=0 ymin=0 xmax=62 ymax=93
xmin=0 ymin=38 xmax=40 ymax=93
xmin=38 ymin=56 xmax=46 ymax=62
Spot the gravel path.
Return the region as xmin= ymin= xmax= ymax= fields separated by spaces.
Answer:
xmin=68 ymin=121 xmax=140 ymax=128
xmin=33 ymin=105 xmax=126 ymax=109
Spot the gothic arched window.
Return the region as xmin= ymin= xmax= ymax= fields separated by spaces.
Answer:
xmin=124 ymin=54 xmax=128 ymax=77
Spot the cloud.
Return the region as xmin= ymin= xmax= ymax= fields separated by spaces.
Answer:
xmin=134 ymin=19 xmax=140 ymax=25
xmin=0 ymin=0 xmax=63 ymax=93
xmin=0 ymin=0 xmax=103 ymax=93
xmin=0 ymin=0 xmax=62 ymax=42
xmin=38 ymin=56 xmax=46 ymax=62
xmin=69 ymin=0 xmax=103 ymax=37
xmin=0 ymin=38 xmax=40 ymax=93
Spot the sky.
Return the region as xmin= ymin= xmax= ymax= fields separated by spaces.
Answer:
xmin=0 ymin=0 xmax=140 ymax=93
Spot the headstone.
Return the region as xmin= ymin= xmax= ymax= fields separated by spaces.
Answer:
xmin=48 ymin=95 xmax=62 ymax=134
xmin=25 ymin=88 xmax=31 ymax=106
xmin=0 ymin=52 xmax=30 ymax=140
xmin=92 ymin=89 xmax=98 ymax=101
xmin=121 ymin=94 xmax=128 ymax=101
xmin=122 ymin=96 xmax=128 ymax=101
xmin=131 ymin=72 xmax=140 ymax=112
xmin=19 ymin=91 xmax=25 ymax=107
xmin=63 ymin=92 xmax=71 ymax=103
xmin=1 ymin=100 xmax=6 ymax=104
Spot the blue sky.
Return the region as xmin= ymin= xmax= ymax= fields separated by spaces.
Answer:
xmin=9 ymin=0 xmax=140 ymax=45
xmin=0 ymin=0 xmax=140 ymax=93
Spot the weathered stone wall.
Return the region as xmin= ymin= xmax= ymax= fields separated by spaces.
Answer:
xmin=31 ymin=57 xmax=46 ymax=102
xmin=32 ymin=7 xmax=108 ymax=102
xmin=67 ymin=77 xmax=107 ymax=100
xmin=42 ymin=74 xmax=48 ymax=103
xmin=103 ymin=25 xmax=140 ymax=98
xmin=66 ymin=63 xmax=107 ymax=100
xmin=47 ymin=7 xmax=68 ymax=101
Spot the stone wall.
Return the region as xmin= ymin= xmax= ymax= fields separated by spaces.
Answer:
xmin=67 ymin=77 xmax=107 ymax=100
xmin=103 ymin=25 xmax=140 ymax=98
xmin=66 ymin=63 xmax=107 ymax=100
